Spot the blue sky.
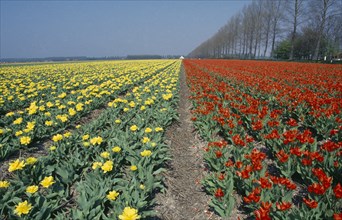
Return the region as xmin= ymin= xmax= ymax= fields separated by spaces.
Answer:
xmin=0 ymin=0 xmax=251 ymax=58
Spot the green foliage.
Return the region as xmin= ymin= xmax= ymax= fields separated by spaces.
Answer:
xmin=275 ymin=40 xmax=291 ymax=60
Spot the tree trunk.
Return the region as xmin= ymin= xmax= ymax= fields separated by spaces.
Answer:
xmin=254 ymin=37 xmax=258 ymax=58
xmin=289 ymin=0 xmax=299 ymax=60
xmin=239 ymin=37 xmax=243 ymax=57
xmin=249 ymin=30 xmax=254 ymax=58
xmin=242 ymin=33 xmax=246 ymax=55
xmin=313 ymin=0 xmax=328 ymax=61
xmin=263 ymin=27 xmax=270 ymax=57
xmin=271 ymin=32 xmax=276 ymax=57
xmin=263 ymin=9 xmax=272 ymax=58
xmin=271 ymin=21 xmax=277 ymax=58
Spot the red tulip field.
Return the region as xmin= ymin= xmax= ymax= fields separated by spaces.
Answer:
xmin=1 ymin=59 xmax=341 ymax=219
xmin=184 ymin=59 xmax=341 ymax=219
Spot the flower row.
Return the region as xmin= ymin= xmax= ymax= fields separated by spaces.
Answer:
xmin=0 ymin=60 xmax=181 ymax=219
xmin=0 ymin=60 xmax=174 ymax=161
xmin=184 ymin=60 xmax=341 ymax=219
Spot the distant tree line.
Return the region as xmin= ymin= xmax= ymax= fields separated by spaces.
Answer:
xmin=0 ymin=56 xmax=124 ymax=63
xmin=188 ymin=0 xmax=342 ymax=61
xmin=0 ymin=55 xmax=182 ymax=63
xmin=126 ymin=55 xmax=181 ymax=60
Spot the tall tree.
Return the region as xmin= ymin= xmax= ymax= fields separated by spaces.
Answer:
xmin=261 ymin=0 xmax=272 ymax=57
xmin=287 ymin=0 xmax=306 ymax=60
xmin=311 ymin=0 xmax=338 ymax=60
xmin=269 ymin=0 xmax=284 ymax=57
xmin=252 ymin=0 xmax=264 ymax=58
xmin=188 ymin=0 xmax=341 ymax=59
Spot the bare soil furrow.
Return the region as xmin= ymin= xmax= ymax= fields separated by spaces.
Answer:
xmin=154 ymin=66 xmax=221 ymax=220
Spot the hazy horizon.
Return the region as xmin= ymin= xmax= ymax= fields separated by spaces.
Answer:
xmin=0 ymin=0 xmax=251 ymax=59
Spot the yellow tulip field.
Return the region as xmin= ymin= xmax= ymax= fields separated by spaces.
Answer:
xmin=0 ymin=60 xmax=181 ymax=219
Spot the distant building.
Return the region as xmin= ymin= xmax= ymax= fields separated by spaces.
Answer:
xmin=332 ymin=52 xmax=342 ymax=61
xmin=179 ymin=56 xmax=185 ymax=60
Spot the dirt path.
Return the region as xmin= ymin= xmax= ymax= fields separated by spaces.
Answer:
xmin=154 ymin=66 xmax=221 ymax=220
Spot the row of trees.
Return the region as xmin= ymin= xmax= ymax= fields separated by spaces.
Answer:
xmin=188 ymin=0 xmax=342 ymax=61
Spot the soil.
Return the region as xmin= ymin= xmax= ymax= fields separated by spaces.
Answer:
xmin=153 ymin=66 xmax=221 ymax=220
xmin=2 ymin=64 xmax=242 ymax=219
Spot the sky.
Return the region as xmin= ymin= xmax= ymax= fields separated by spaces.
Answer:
xmin=0 ymin=0 xmax=251 ymax=58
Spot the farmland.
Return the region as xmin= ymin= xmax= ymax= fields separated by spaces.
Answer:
xmin=184 ymin=59 xmax=342 ymax=219
xmin=0 ymin=59 xmax=341 ymax=220
xmin=0 ymin=60 xmax=181 ymax=219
